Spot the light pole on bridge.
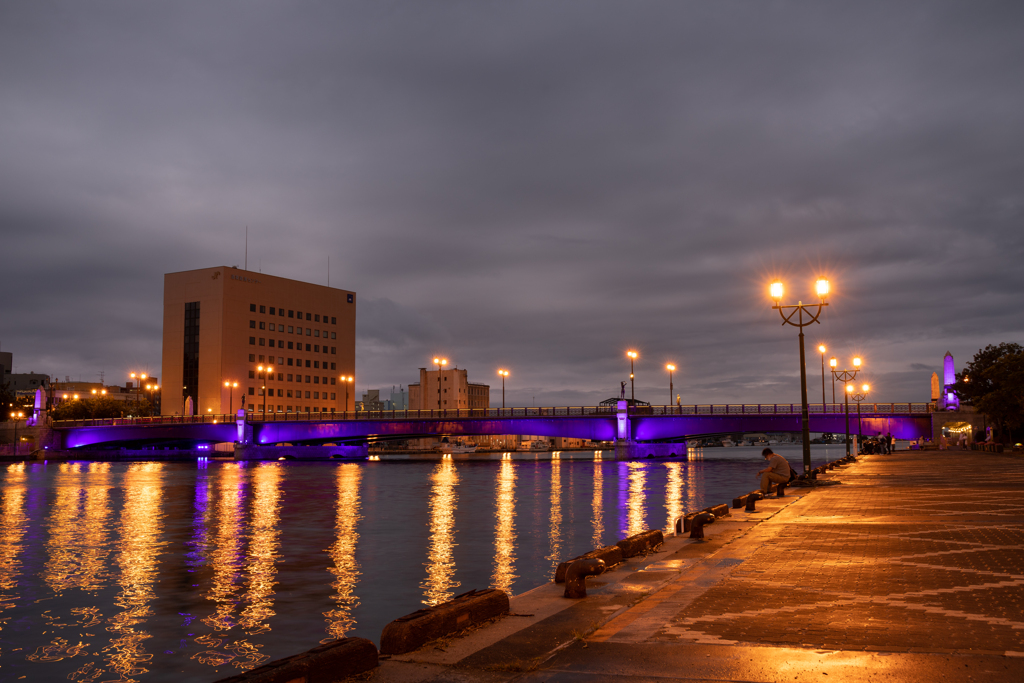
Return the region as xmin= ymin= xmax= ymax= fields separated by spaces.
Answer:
xmin=433 ymin=357 xmax=448 ymax=410
xmin=627 ymin=350 xmax=638 ymax=403
xmin=768 ymin=278 xmax=830 ymax=476
xmin=497 ymin=369 xmax=509 ymax=409
xmin=818 ymin=345 xmax=827 ymax=408
xmin=665 ymin=364 xmax=675 ymax=407
xmin=340 ymin=375 xmax=353 ymax=413
xmin=257 ymin=365 xmax=273 ymax=418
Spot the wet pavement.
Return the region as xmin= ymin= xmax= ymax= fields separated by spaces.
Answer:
xmin=368 ymin=448 xmax=1024 ymax=682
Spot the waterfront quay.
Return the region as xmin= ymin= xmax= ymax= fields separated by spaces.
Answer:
xmin=368 ymin=448 xmax=1024 ymax=683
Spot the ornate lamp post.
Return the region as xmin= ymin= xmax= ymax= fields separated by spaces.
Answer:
xmin=224 ymin=381 xmax=238 ymax=415
xmin=257 ymin=364 xmax=273 ymax=417
xmin=9 ymin=411 xmax=24 ymax=455
xmin=665 ymin=364 xmax=676 ymax=407
xmin=818 ymin=345 xmax=827 ymax=408
xmin=627 ymin=350 xmax=638 ymax=403
xmin=832 ymin=357 xmax=862 ymax=457
xmin=497 ymin=369 xmax=509 ymax=409
xmin=769 ymin=278 xmax=830 ymax=475
xmin=433 ymin=357 xmax=448 ymax=410
xmin=851 ymin=383 xmax=870 ymax=453
xmin=829 ymin=356 xmax=837 ymax=406
xmin=340 ymin=375 xmax=353 ymax=413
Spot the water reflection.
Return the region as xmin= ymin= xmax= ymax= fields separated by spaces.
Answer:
xmin=238 ymin=463 xmax=281 ymax=643
xmin=324 ymin=464 xmax=362 ymax=640
xmin=104 ymin=462 xmax=165 ymax=681
xmin=664 ymin=463 xmax=683 ymax=532
xmin=0 ymin=463 xmax=27 ymax=627
xmin=201 ymin=464 xmax=244 ymax=633
xmin=591 ymin=461 xmax=604 ymax=548
xmin=625 ymin=462 xmax=647 ymax=537
xmin=421 ymin=461 xmax=460 ymax=606
xmin=491 ymin=460 xmax=517 ymax=593
xmin=546 ymin=459 xmax=562 ymax=572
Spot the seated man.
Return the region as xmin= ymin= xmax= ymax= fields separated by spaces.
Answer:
xmin=758 ymin=447 xmax=791 ymax=495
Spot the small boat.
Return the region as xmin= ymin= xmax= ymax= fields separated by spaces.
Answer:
xmin=721 ymin=438 xmax=737 ymax=447
xmin=437 ymin=442 xmax=477 ymax=454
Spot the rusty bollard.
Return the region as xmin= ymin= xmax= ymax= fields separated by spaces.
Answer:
xmin=564 ymin=558 xmax=605 ymax=598
xmin=689 ymin=512 xmax=715 ymax=541
xmin=745 ymin=492 xmax=761 ymax=512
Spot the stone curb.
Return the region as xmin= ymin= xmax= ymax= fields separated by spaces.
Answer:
xmin=380 ymin=588 xmax=509 ymax=655
xmin=212 ymin=637 xmax=377 ymax=683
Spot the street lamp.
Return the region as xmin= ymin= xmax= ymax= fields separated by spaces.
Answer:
xmin=497 ymin=369 xmax=509 ymax=409
xmin=829 ymin=356 xmax=837 ymax=405
xmin=768 ymin=277 xmax=830 ymax=476
xmin=833 ymin=357 xmax=862 ymax=458
xmin=433 ymin=357 xmax=448 ymax=410
xmin=852 ymin=383 xmax=870 ymax=452
xmin=9 ymin=411 xmax=24 ymax=456
xmin=224 ymin=380 xmax=238 ymax=415
xmin=340 ymin=375 xmax=353 ymax=413
xmin=627 ymin=350 xmax=638 ymax=403
xmin=257 ymin=365 xmax=273 ymax=417
xmin=665 ymin=364 xmax=676 ymax=407
xmin=817 ymin=345 xmax=827 ymax=408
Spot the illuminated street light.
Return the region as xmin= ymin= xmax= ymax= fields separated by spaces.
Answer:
xmin=666 ymin=364 xmax=676 ymax=407
xmin=829 ymin=356 xmax=838 ymax=404
xmin=497 ymin=369 xmax=509 ymax=409
xmin=767 ymin=277 xmax=830 ymax=475
xmin=433 ymin=357 xmax=448 ymax=410
xmin=817 ymin=345 xmax=827 ymax=408
xmin=339 ymin=375 xmax=354 ymax=413
xmin=223 ymin=380 xmax=239 ymax=415
xmin=627 ymin=350 xmax=638 ymax=403
xmin=833 ymin=359 xmax=863 ymax=458
xmin=9 ymin=411 xmax=24 ymax=456
xmin=257 ymin=365 xmax=273 ymax=417
xmin=852 ymin=383 xmax=871 ymax=452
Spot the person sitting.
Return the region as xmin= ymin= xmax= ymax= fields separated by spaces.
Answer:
xmin=758 ymin=448 xmax=791 ymax=496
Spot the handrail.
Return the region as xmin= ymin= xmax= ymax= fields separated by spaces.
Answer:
xmin=50 ymin=402 xmax=933 ymax=428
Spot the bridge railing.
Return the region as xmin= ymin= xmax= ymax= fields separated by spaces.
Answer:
xmin=51 ymin=402 xmax=933 ymax=428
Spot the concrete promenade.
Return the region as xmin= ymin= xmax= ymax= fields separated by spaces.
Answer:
xmin=370 ymin=448 xmax=1024 ymax=682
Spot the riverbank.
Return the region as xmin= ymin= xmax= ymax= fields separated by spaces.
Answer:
xmin=367 ymin=447 xmax=1024 ymax=682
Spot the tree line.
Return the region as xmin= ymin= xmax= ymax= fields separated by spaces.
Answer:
xmin=953 ymin=342 xmax=1024 ymax=444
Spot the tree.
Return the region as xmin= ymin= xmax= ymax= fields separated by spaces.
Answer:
xmin=953 ymin=343 xmax=1024 ymax=443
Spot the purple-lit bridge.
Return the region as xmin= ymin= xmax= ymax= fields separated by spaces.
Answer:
xmin=54 ymin=403 xmax=934 ymax=449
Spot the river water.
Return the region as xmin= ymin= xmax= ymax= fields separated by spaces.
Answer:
xmin=0 ymin=445 xmax=847 ymax=682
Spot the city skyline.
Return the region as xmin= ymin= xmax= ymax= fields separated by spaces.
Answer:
xmin=2 ymin=2 xmax=1022 ymax=406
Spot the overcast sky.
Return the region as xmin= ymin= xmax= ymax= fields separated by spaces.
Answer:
xmin=2 ymin=1 xmax=1022 ymax=407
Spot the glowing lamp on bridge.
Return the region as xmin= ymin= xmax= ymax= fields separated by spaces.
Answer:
xmin=815 ymin=279 xmax=830 ymax=299
xmin=769 ymin=281 xmax=784 ymax=302
xmin=497 ymin=369 xmax=510 ymax=409
xmin=626 ymin=351 xmax=638 ymax=403
xmin=853 ymin=357 xmax=862 ymax=368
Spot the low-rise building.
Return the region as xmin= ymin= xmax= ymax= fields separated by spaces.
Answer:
xmin=408 ymin=367 xmax=489 ymax=410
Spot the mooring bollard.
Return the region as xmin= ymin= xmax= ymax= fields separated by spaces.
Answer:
xmin=745 ymin=492 xmax=761 ymax=511
xmin=689 ymin=511 xmax=715 ymax=540
xmin=564 ymin=558 xmax=605 ymax=598
xmin=555 ymin=546 xmax=622 ymax=583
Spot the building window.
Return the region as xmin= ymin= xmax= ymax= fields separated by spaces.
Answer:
xmin=296 ymin=310 xmax=302 ymax=319
xmin=331 ymin=347 xmax=337 ymax=354
xmin=347 ymin=294 xmax=353 ymax=303
xmin=322 ymin=376 xmax=327 ymax=384
xmin=259 ymin=338 xmax=265 ymax=346
xmin=331 ymin=332 xmax=336 ymax=339
xmin=250 ymin=337 xmax=256 ymax=345
xmin=259 ymin=321 xmax=265 ymax=330
xmin=278 ymin=389 xmax=283 ymax=397
xmin=331 ymin=317 xmax=337 ymax=324
xmin=330 ymin=407 xmax=336 ymax=414
xmin=269 ymin=307 xmax=276 ymax=315
xmin=249 ymin=354 xmax=256 ymax=362
xmin=331 ymin=393 xmax=336 ymax=400
xmin=305 ymin=344 xmax=311 ymax=352
xmin=314 ymin=314 xmax=320 ymax=322
xmin=306 ymin=312 xmax=312 ymax=321
xmin=305 ymin=375 xmax=311 ymax=382
xmin=249 ymin=370 xmax=255 ymax=379
xmin=289 ymin=310 xmax=294 ymax=318
xmin=248 ymin=387 xmax=255 ymax=395
xmin=305 ymin=360 xmax=311 ymax=368
xmin=305 ymin=391 xmax=311 ymax=399
xmin=330 ymin=362 xmax=336 ymax=370
xmin=260 ymin=305 xmax=266 ymax=313
xmin=313 ymin=361 xmax=320 ymax=369
xmin=314 ymin=330 xmax=320 ymax=338
xmin=250 ymin=304 xmax=256 ymax=312
xmin=183 ymin=301 xmax=200 ymax=411
xmin=314 ymin=345 xmax=320 ymax=353
xmin=314 ymin=391 xmax=320 ymax=399
xmin=287 ymin=358 xmax=293 ymax=366
xmin=287 ymin=390 xmax=293 ymax=398
xmin=330 ymin=377 xmax=336 ymax=385
xmin=269 ymin=323 xmax=275 ymax=331
xmin=305 ymin=328 xmax=311 ymax=336
xmin=287 ymin=341 xmax=293 ymax=350
xmin=259 ymin=355 xmax=265 ymax=362
xmin=250 ymin=320 xmax=256 ymax=328
xmin=314 ymin=376 xmax=319 ymax=384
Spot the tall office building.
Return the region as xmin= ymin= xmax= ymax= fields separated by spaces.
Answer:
xmin=162 ymin=266 xmax=356 ymax=416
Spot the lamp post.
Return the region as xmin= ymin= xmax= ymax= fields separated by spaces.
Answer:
xmin=768 ymin=278 xmax=830 ymax=476
xmin=9 ymin=411 xmax=24 ymax=456
xmin=257 ymin=364 xmax=273 ymax=417
xmin=340 ymin=376 xmax=353 ymax=413
xmin=818 ymin=345 xmax=827 ymax=409
xmin=832 ymin=357 xmax=862 ymax=457
xmin=627 ymin=350 xmax=638 ymax=403
xmin=852 ymin=383 xmax=870 ymax=453
xmin=666 ymin=364 xmax=675 ymax=407
xmin=224 ymin=381 xmax=238 ymax=415
xmin=433 ymin=357 xmax=448 ymax=410
xmin=497 ymin=369 xmax=509 ymax=409
xmin=829 ymin=357 xmax=837 ymax=406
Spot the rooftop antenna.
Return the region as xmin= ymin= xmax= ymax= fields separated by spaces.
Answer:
xmin=245 ymin=226 xmax=248 ymax=271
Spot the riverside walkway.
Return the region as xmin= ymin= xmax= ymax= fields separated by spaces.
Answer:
xmin=370 ymin=448 xmax=1024 ymax=682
